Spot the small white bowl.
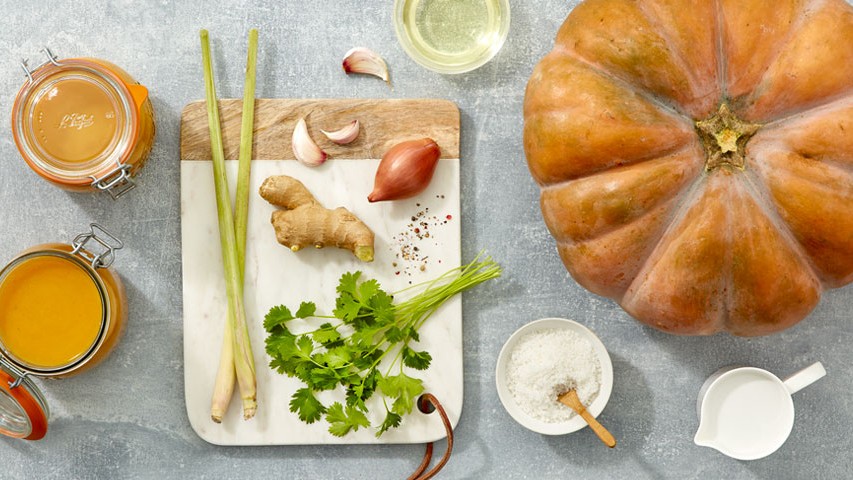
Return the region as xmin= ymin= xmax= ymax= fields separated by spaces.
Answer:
xmin=495 ymin=318 xmax=614 ymax=435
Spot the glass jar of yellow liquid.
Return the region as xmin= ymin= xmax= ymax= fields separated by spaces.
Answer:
xmin=12 ymin=48 xmax=155 ymax=198
xmin=0 ymin=224 xmax=126 ymax=440
xmin=394 ymin=0 xmax=510 ymax=74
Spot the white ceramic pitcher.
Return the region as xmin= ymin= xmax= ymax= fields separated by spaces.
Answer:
xmin=694 ymin=362 xmax=826 ymax=460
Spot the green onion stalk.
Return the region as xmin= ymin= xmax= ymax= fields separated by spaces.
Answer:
xmin=202 ymin=29 xmax=258 ymax=422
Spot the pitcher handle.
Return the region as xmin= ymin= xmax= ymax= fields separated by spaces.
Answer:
xmin=783 ymin=362 xmax=826 ymax=395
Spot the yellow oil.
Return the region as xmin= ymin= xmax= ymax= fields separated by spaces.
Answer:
xmin=401 ymin=0 xmax=507 ymax=70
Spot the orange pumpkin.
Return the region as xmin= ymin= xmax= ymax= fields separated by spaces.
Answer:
xmin=524 ymin=0 xmax=853 ymax=335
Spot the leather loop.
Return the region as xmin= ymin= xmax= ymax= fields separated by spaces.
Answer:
xmin=407 ymin=393 xmax=453 ymax=480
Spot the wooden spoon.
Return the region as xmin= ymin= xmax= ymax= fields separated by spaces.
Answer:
xmin=558 ymin=389 xmax=616 ymax=448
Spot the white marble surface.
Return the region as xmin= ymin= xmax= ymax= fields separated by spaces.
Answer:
xmin=181 ymin=159 xmax=462 ymax=444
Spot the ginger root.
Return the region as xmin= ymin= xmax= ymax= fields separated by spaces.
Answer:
xmin=259 ymin=176 xmax=374 ymax=262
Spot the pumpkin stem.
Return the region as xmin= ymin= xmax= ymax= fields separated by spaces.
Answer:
xmin=695 ymin=104 xmax=760 ymax=171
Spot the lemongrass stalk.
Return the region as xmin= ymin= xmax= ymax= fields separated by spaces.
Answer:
xmin=230 ymin=29 xmax=259 ymax=418
xmin=211 ymin=324 xmax=237 ymax=422
xmin=205 ymin=28 xmax=236 ymax=422
xmin=201 ymin=30 xmax=257 ymax=421
xmin=209 ymin=29 xmax=259 ymax=422
xmin=235 ymin=29 xmax=258 ymax=265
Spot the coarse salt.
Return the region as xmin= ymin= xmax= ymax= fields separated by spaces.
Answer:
xmin=505 ymin=327 xmax=602 ymax=423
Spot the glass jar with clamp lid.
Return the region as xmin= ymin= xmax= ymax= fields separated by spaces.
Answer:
xmin=11 ymin=48 xmax=155 ymax=198
xmin=0 ymin=224 xmax=127 ymax=440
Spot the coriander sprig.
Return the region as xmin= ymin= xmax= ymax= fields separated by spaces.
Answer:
xmin=263 ymin=253 xmax=501 ymax=437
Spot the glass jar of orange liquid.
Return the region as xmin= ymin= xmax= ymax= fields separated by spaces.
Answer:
xmin=12 ymin=48 xmax=155 ymax=198
xmin=0 ymin=224 xmax=126 ymax=440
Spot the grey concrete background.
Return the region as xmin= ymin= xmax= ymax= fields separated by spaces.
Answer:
xmin=0 ymin=1 xmax=850 ymax=479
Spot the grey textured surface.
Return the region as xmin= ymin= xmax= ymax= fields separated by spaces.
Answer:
xmin=0 ymin=1 xmax=850 ymax=479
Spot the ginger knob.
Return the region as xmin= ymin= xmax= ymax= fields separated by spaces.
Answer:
xmin=259 ymin=176 xmax=374 ymax=262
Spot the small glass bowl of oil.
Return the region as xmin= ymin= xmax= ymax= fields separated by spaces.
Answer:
xmin=394 ymin=0 xmax=510 ymax=74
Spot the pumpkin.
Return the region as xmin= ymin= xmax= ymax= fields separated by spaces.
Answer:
xmin=523 ymin=0 xmax=853 ymax=336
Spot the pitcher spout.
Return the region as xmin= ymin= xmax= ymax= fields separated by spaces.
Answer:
xmin=693 ymin=423 xmax=716 ymax=447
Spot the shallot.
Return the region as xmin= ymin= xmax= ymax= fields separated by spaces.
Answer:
xmin=368 ymin=138 xmax=440 ymax=202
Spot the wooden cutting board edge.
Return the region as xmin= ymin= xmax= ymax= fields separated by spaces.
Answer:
xmin=180 ymin=98 xmax=460 ymax=161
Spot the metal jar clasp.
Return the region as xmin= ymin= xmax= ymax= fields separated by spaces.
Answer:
xmin=0 ymin=356 xmax=30 ymax=389
xmin=71 ymin=223 xmax=124 ymax=269
xmin=90 ymin=162 xmax=136 ymax=199
xmin=20 ymin=47 xmax=62 ymax=84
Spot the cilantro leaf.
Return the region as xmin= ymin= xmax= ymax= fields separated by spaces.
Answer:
xmin=376 ymin=411 xmax=402 ymax=437
xmin=345 ymin=389 xmax=366 ymax=412
xmin=334 ymin=293 xmax=363 ymax=323
xmin=402 ymin=346 xmax=432 ymax=371
xmin=289 ymin=387 xmax=327 ymax=424
xmin=312 ymin=323 xmax=341 ymax=346
xmin=268 ymin=353 xmax=302 ymax=377
xmin=293 ymin=361 xmax=316 ymax=385
xmin=265 ymin=330 xmax=295 ymax=357
xmin=336 ymin=271 xmax=361 ymax=296
xmin=405 ymin=326 xmax=420 ymax=343
xmin=308 ymin=365 xmax=341 ymax=391
xmin=318 ymin=347 xmax=351 ymax=369
xmin=346 ymin=368 xmax=378 ymax=410
xmin=267 ymin=356 xmax=290 ymax=376
xmin=379 ymin=374 xmax=424 ymax=416
xmin=266 ymin=330 xmax=316 ymax=379
xmin=357 ymin=278 xmax=381 ymax=304
xmin=326 ymin=402 xmax=370 ymax=437
xmin=368 ymin=290 xmax=395 ymax=325
xmin=266 ymin=335 xmax=316 ymax=382
xmin=296 ymin=335 xmax=315 ymax=357
xmin=334 ymin=271 xmax=365 ymax=322
xmin=295 ymin=301 xmax=317 ymax=319
xmin=352 ymin=348 xmax=382 ymax=370
xmin=324 ymin=340 xmax=346 ymax=350
xmin=263 ymin=305 xmax=294 ymax=332
xmin=326 ymin=404 xmax=350 ymax=437
xmin=385 ymin=326 xmax=403 ymax=343
xmin=351 ymin=325 xmax=383 ymax=350
xmin=392 ymin=395 xmax=415 ymax=417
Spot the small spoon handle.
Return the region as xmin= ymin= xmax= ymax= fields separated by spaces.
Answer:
xmin=576 ymin=406 xmax=616 ymax=448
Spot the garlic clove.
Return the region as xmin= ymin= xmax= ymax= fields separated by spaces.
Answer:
xmin=292 ymin=117 xmax=327 ymax=167
xmin=342 ymin=47 xmax=390 ymax=84
xmin=321 ymin=120 xmax=360 ymax=145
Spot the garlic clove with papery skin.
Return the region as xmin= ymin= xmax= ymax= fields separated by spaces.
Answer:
xmin=342 ymin=47 xmax=390 ymax=84
xmin=321 ymin=120 xmax=360 ymax=145
xmin=292 ymin=117 xmax=327 ymax=167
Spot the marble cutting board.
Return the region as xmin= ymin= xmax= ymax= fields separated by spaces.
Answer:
xmin=180 ymin=99 xmax=462 ymax=445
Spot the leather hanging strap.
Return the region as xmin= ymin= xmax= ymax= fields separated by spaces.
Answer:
xmin=407 ymin=394 xmax=453 ymax=480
